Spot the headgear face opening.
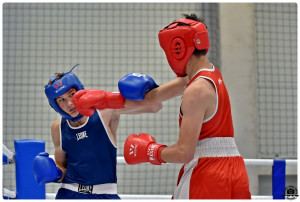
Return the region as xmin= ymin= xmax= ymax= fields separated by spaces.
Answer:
xmin=45 ymin=64 xmax=84 ymax=122
xmin=158 ymin=18 xmax=210 ymax=77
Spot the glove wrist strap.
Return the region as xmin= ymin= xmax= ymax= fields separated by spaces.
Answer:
xmin=157 ymin=145 xmax=167 ymax=164
xmin=148 ymin=143 xmax=167 ymax=165
xmin=106 ymin=92 xmax=125 ymax=109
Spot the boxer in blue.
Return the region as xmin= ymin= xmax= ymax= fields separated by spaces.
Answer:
xmin=32 ymin=64 xmax=168 ymax=199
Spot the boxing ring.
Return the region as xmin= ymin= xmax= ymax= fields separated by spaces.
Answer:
xmin=3 ymin=139 xmax=298 ymax=200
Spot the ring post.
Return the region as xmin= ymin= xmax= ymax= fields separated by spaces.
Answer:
xmin=272 ymin=159 xmax=286 ymax=199
xmin=14 ymin=139 xmax=46 ymax=199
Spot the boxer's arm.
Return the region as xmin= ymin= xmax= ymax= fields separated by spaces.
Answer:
xmin=115 ymin=76 xmax=189 ymax=115
xmin=51 ymin=120 xmax=67 ymax=181
xmin=145 ymin=76 xmax=189 ymax=103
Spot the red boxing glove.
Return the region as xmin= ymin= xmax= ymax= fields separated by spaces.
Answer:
xmin=73 ymin=89 xmax=125 ymax=116
xmin=124 ymin=133 xmax=167 ymax=165
xmin=73 ymin=90 xmax=95 ymax=116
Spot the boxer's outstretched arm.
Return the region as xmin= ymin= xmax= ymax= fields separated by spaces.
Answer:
xmin=116 ymin=76 xmax=189 ymax=115
xmin=73 ymin=73 xmax=188 ymax=115
xmin=73 ymin=73 xmax=180 ymax=116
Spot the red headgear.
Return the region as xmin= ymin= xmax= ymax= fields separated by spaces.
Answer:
xmin=158 ymin=18 xmax=210 ymax=77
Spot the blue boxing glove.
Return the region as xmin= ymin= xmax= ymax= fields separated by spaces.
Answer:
xmin=32 ymin=152 xmax=63 ymax=184
xmin=118 ymin=73 xmax=159 ymax=101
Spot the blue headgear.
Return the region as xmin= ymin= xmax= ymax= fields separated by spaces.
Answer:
xmin=45 ymin=64 xmax=84 ymax=122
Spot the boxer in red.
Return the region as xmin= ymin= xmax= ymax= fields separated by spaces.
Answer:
xmin=123 ymin=13 xmax=251 ymax=199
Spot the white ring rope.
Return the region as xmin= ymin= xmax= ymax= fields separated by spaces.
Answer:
xmin=3 ymin=144 xmax=14 ymax=161
xmin=0 ymin=191 xmax=276 ymax=200
xmin=50 ymin=155 xmax=298 ymax=167
xmin=4 ymin=146 xmax=297 ymax=167
xmin=3 ymin=144 xmax=298 ymax=167
xmin=44 ymin=193 xmax=273 ymax=200
xmin=3 ymin=188 xmax=16 ymax=199
xmin=243 ymin=158 xmax=297 ymax=166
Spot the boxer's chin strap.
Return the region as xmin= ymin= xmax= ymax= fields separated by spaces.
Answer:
xmin=69 ymin=114 xmax=84 ymax=122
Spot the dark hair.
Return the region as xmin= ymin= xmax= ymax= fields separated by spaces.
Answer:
xmin=183 ymin=13 xmax=206 ymax=25
xmin=48 ymin=72 xmax=65 ymax=85
xmin=182 ymin=13 xmax=207 ymax=57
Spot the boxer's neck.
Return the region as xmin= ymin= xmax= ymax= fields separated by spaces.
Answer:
xmin=186 ymin=55 xmax=212 ymax=81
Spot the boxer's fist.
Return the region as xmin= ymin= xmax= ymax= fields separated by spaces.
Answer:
xmin=124 ymin=133 xmax=166 ymax=165
xmin=32 ymin=152 xmax=63 ymax=184
xmin=73 ymin=89 xmax=125 ymax=116
xmin=118 ymin=73 xmax=159 ymax=101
